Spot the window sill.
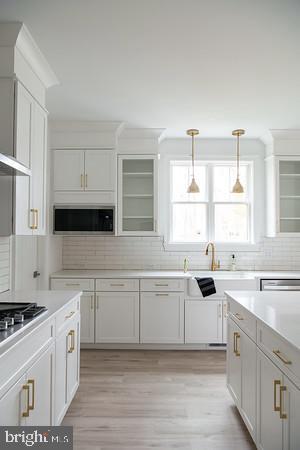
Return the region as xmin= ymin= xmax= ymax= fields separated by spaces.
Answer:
xmin=163 ymin=241 xmax=261 ymax=252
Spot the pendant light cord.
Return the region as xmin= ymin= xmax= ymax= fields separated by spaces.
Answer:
xmin=192 ymin=133 xmax=195 ymax=178
xmin=236 ymin=134 xmax=240 ymax=180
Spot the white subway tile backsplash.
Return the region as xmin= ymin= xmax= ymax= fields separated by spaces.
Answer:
xmin=61 ymin=235 xmax=300 ymax=271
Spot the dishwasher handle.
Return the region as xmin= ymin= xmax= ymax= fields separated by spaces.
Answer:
xmin=263 ymin=285 xmax=300 ymax=291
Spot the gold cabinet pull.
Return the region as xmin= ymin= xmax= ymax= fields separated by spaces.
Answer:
xmin=80 ymin=174 xmax=84 ymax=188
xmin=30 ymin=209 xmax=36 ymax=230
xmin=65 ymin=283 xmax=80 ymax=287
xmin=234 ymin=312 xmax=244 ymax=321
xmin=155 ymin=283 xmax=169 ymax=287
xmin=65 ymin=311 xmax=75 ymax=319
xmin=155 ymin=293 xmax=169 ymax=296
xmin=27 ymin=379 xmax=35 ymax=411
xmin=280 ymin=385 xmax=287 ymax=419
xmin=110 ymin=283 xmax=125 ymax=287
xmin=233 ymin=332 xmax=240 ymax=356
xmin=67 ymin=329 xmax=75 ymax=353
xmin=218 ymin=302 xmax=222 ymax=319
xmin=273 ymin=380 xmax=281 ymax=412
xmin=35 ymin=209 xmax=39 ymax=229
xmin=85 ymin=174 xmax=88 ymax=188
xmin=22 ymin=385 xmax=30 ymax=417
xmin=223 ymin=302 xmax=228 ymax=318
xmin=273 ymin=350 xmax=292 ymax=365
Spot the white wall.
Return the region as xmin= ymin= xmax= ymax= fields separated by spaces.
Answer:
xmin=0 ymin=236 xmax=10 ymax=293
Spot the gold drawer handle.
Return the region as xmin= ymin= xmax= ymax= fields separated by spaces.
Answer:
xmin=22 ymin=385 xmax=30 ymax=417
xmin=30 ymin=209 xmax=38 ymax=230
xmin=280 ymin=385 xmax=287 ymax=419
xmin=274 ymin=380 xmax=281 ymax=412
xmin=155 ymin=293 xmax=169 ymax=296
xmin=273 ymin=350 xmax=292 ymax=365
xmin=233 ymin=332 xmax=240 ymax=356
xmin=65 ymin=311 xmax=75 ymax=319
xmin=65 ymin=283 xmax=80 ymax=286
xmin=234 ymin=312 xmax=244 ymax=320
xmin=110 ymin=283 xmax=125 ymax=287
xmin=28 ymin=379 xmax=35 ymax=411
xmin=80 ymin=174 xmax=84 ymax=188
xmin=155 ymin=283 xmax=169 ymax=287
xmin=68 ymin=329 xmax=75 ymax=353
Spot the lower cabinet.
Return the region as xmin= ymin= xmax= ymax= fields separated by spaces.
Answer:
xmin=80 ymin=292 xmax=95 ymax=343
xmin=140 ymin=292 xmax=184 ymax=343
xmin=185 ymin=300 xmax=223 ymax=344
xmin=227 ymin=317 xmax=256 ymax=440
xmin=0 ymin=344 xmax=54 ymax=425
xmin=95 ymin=292 xmax=139 ymax=343
xmin=55 ymin=313 xmax=80 ymax=425
xmin=257 ymin=349 xmax=300 ymax=450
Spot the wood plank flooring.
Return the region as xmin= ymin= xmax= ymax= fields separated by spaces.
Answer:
xmin=63 ymin=350 xmax=256 ymax=450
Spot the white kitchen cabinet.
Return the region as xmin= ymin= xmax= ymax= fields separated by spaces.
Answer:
xmin=257 ymin=349 xmax=284 ymax=450
xmin=0 ymin=375 xmax=27 ymax=425
xmin=0 ymin=344 xmax=54 ymax=426
xmin=14 ymin=82 xmax=48 ymax=236
xmin=80 ymin=292 xmax=95 ymax=344
xmin=222 ymin=301 xmax=228 ymax=343
xmin=140 ymin=292 xmax=184 ymax=343
xmin=283 ymin=377 xmax=300 ymax=450
xmin=95 ymin=292 xmax=139 ymax=343
xmin=185 ymin=300 xmax=223 ymax=344
xmin=55 ymin=313 xmax=80 ymax=425
xmin=227 ymin=317 xmax=256 ymax=440
xmin=53 ymin=149 xmax=115 ymax=192
xmin=118 ymin=154 xmax=158 ymax=235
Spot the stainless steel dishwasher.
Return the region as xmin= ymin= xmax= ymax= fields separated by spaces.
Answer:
xmin=260 ymin=279 xmax=300 ymax=291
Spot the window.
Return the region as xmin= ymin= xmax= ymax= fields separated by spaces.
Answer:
xmin=170 ymin=161 xmax=252 ymax=244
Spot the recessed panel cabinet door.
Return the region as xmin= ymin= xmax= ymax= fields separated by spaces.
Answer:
xmin=0 ymin=375 xmax=27 ymax=425
xmin=140 ymin=293 xmax=184 ymax=343
xmin=283 ymin=377 xmax=300 ymax=450
xmin=66 ymin=315 xmax=80 ymax=402
xmin=53 ymin=150 xmax=84 ymax=191
xmin=227 ymin=318 xmax=242 ymax=407
xmin=240 ymin=329 xmax=256 ymax=440
xmin=257 ymin=349 xmax=283 ymax=450
xmin=185 ymin=300 xmax=223 ymax=343
xmin=85 ymin=150 xmax=115 ymax=191
xmin=80 ymin=292 xmax=95 ymax=343
xmin=95 ymin=292 xmax=139 ymax=343
xmin=25 ymin=344 xmax=54 ymax=426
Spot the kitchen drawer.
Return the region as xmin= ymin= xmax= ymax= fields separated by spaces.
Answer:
xmin=228 ymin=300 xmax=256 ymax=341
xmin=51 ymin=278 xmax=94 ymax=292
xmin=140 ymin=278 xmax=184 ymax=292
xmin=257 ymin=322 xmax=300 ymax=388
xmin=96 ymin=279 xmax=139 ymax=292
xmin=56 ymin=297 xmax=80 ymax=335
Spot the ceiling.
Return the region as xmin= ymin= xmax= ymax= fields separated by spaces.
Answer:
xmin=1 ymin=0 xmax=300 ymax=138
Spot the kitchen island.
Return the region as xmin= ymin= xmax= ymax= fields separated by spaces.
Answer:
xmin=0 ymin=290 xmax=81 ymax=426
xmin=225 ymin=290 xmax=300 ymax=450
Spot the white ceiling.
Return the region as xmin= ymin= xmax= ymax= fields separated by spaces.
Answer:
xmin=1 ymin=0 xmax=300 ymax=138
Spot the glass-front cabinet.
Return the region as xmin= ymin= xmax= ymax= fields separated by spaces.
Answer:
xmin=118 ymin=155 xmax=158 ymax=235
xmin=279 ymin=159 xmax=300 ymax=233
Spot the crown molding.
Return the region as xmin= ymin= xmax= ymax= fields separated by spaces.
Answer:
xmin=119 ymin=128 xmax=166 ymax=141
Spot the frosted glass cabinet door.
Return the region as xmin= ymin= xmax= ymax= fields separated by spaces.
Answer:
xmin=118 ymin=155 xmax=158 ymax=235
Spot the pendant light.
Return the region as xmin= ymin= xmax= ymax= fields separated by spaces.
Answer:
xmin=232 ymin=129 xmax=245 ymax=193
xmin=187 ymin=128 xmax=200 ymax=193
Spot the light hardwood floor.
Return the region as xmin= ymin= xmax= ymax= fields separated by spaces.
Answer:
xmin=63 ymin=350 xmax=256 ymax=450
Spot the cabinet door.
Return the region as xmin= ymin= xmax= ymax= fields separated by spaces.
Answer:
xmin=227 ymin=318 xmax=242 ymax=406
xmin=283 ymin=377 xmax=300 ymax=450
xmin=31 ymin=102 xmax=47 ymax=235
xmin=66 ymin=315 xmax=80 ymax=402
xmin=53 ymin=150 xmax=84 ymax=191
xmin=84 ymin=150 xmax=115 ymax=191
xmin=80 ymin=292 xmax=95 ymax=343
xmin=26 ymin=344 xmax=54 ymax=426
xmin=14 ymin=82 xmax=33 ymax=235
xmin=55 ymin=327 xmax=68 ymax=424
xmin=185 ymin=300 xmax=223 ymax=344
xmin=0 ymin=375 xmax=27 ymax=425
xmin=240 ymin=329 xmax=257 ymax=440
xmin=257 ymin=349 xmax=283 ymax=450
xmin=140 ymin=292 xmax=184 ymax=343
xmin=222 ymin=301 xmax=228 ymax=343
xmin=95 ymin=292 xmax=139 ymax=343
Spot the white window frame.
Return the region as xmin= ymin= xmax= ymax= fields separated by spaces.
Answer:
xmin=162 ymin=154 xmax=262 ymax=252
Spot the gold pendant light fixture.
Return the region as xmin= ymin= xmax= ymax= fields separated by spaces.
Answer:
xmin=187 ymin=128 xmax=200 ymax=193
xmin=232 ymin=128 xmax=245 ymax=194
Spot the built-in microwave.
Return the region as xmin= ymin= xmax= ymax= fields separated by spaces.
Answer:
xmin=53 ymin=205 xmax=115 ymax=235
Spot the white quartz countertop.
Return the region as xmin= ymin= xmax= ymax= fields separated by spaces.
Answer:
xmin=50 ymin=269 xmax=300 ymax=280
xmin=225 ymin=290 xmax=300 ymax=352
xmin=0 ymin=290 xmax=81 ymax=352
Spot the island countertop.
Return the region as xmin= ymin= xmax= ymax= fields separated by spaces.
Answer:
xmin=225 ymin=290 xmax=300 ymax=352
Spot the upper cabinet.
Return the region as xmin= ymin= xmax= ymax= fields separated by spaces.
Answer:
xmin=118 ymin=155 xmax=158 ymax=235
xmin=53 ymin=149 xmax=116 ymax=203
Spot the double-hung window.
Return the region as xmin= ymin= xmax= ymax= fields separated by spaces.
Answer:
xmin=170 ymin=160 xmax=252 ymax=244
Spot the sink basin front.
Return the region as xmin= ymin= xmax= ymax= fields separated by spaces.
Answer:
xmin=187 ymin=271 xmax=257 ymax=297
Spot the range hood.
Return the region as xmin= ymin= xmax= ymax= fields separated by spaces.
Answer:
xmin=0 ymin=153 xmax=31 ymax=176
